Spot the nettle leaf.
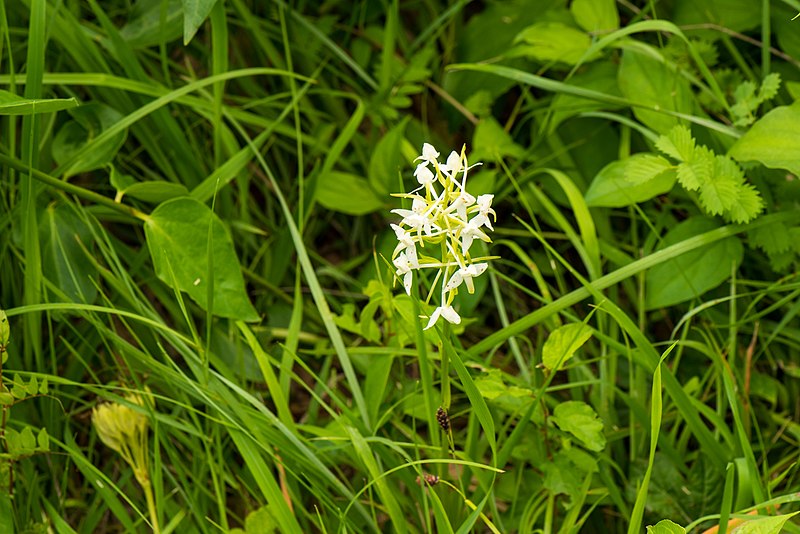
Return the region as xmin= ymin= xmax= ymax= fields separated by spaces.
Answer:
xmin=645 ymin=217 xmax=744 ymax=309
xmin=729 ymin=102 xmax=800 ymax=176
xmin=699 ymin=157 xmax=742 ymax=215
xmin=585 ymin=157 xmax=676 ymax=208
xmin=731 ymin=73 xmax=781 ymax=126
xmin=542 ymin=323 xmax=592 ymax=371
xmin=656 ymin=125 xmax=696 ymax=162
xmin=512 ymin=22 xmax=594 ymax=65
xmin=624 ymin=154 xmax=673 ymax=184
xmin=675 ymin=146 xmax=714 ymax=191
xmin=646 ymin=520 xmax=686 ymax=534
xmin=552 ymin=400 xmax=606 ymax=451
xmin=144 ymin=197 xmax=259 ymax=321
xmin=749 ymin=221 xmax=792 ymax=256
xmin=725 ymin=183 xmax=764 ymax=224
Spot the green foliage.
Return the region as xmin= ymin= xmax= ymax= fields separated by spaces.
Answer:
xmin=2 ymin=1 xmax=800 ymax=532
xmin=637 ymin=125 xmax=764 ymax=223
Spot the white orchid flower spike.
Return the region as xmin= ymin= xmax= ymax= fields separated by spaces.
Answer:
xmin=389 ymin=142 xmax=497 ymax=330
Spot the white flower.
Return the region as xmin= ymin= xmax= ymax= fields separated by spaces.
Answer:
xmin=470 ymin=194 xmax=496 ymax=230
xmin=439 ymin=151 xmax=462 ymax=178
xmin=446 ymin=190 xmax=476 ymax=223
xmin=460 ymin=220 xmax=490 ymax=253
xmin=393 ymin=252 xmax=414 ymax=295
xmin=391 ymin=224 xmax=418 ymax=267
xmin=414 ymin=163 xmax=435 ymax=186
xmin=391 ymin=197 xmax=439 ymax=236
xmin=424 ymin=303 xmax=461 ymax=330
xmin=444 ymin=262 xmax=488 ymax=294
xmin=415 ymin=143 xmax=440 ymax=165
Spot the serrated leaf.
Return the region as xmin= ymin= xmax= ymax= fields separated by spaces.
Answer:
xmin=758 ymin=73 xmax=781 ymax=101
xmin=542 ymin=451 xmax=584 ymax=507
xmin=749 ymin=222 xmax=792 ymax=255
xmin=625 ymin=154 xmax=673 ymax=184
xmin=542 ymin=323 xmax=593 ymax=371
xmin=676 ymin=150 xmax=712 ymax=191
xmin=656 ymin=125 xmax=695 ymax=162
xmin=699 ymin=158 xmax=741 ymax=215
xmin=724 ymin=184 xmax=764 ymax=224
xmin=144 ymin=197 xmax=259 ymax=321
xmin=552 ymin=401 xmax=606 ymax=451
xmin=646 ymin=519 xmax=686 ymax=534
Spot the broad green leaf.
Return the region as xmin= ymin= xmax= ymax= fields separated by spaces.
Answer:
xmin=123 ymin=182 xmax=190 ymax=203
xmin=673 ymin=0 xmax=760 ymax=36
xmin=646 ymin=519 xmax=686 ymax=534
xmin=618 ymin=48 xmax=693 ymax=134
xmin=0 ymin=89 xmax=77 ymax=115
xmin=368 ymin=117 xmax=409 ymax=195
xmin=645 ymin=217 xmax=744 ymax=309
xmin=552 ymin=400 xmax=606 ymax=451
xmin=182 ymin=0 xmax=218 ymax=44
xmin=52 ymin=103 xmax=127 ymax=177
xmin=474 ymin=369 xmax=534 ymax=412
xmin=749 ymin=221 xmax=791 ymax=256
xmin=120 ymin=0 xmax=183 ymax=48
xmin=40 ymin=203 xmax=98 ymax=304
xmin=729 ymin=102 xmax=800 ymax=176
xmin=144 ymin=197 xmax=259 ymax=321
xmin=542 ymin=323 xmax=592 ymax=371
xmin=513 ymin=22 xmax=593 ymax=65
xmin=472 ymin=117 xmax=525 ymax=162
xmin=571 ymin=0 xmax=619 ymax=32
xmin=244 ymin=505 xmax=279 ymax=534
xmin=542 ymin=451 xmax=584 ymax=506
xmin=585 ymin=157 xmax=676 ymax=208
xmin=729 ymin=512 xmax=799 ymax=534
xmin=316 ymin=172 xmax=385 ymax=215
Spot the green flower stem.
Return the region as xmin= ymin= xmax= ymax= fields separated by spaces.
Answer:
xmin=143 ymin=478 xmax=160 ymax=534
xmin=410 ymin=289 xmax=439 ymax=448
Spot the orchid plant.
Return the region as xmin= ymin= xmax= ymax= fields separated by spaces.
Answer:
xmin=390 ymin=143 xmax=496 ymax=330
